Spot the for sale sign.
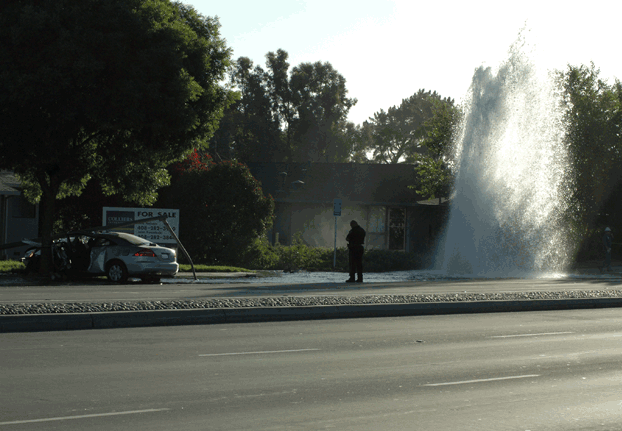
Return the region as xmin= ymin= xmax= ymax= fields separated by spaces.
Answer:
xmin=102 ymin=207 xmax=180 ymax=245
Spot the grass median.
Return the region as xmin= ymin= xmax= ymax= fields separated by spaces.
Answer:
xmin=0 ymin=261 xmax=254 ymax=274
xmin=178 ymin=264 xmax=253 ymax=273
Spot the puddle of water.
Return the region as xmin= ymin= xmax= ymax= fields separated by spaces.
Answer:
xmin=164 ymin=269 xmax=620 ymax=284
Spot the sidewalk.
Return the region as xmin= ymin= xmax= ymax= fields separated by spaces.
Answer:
xmin=1 ymin=265 xmax=622 ymax=333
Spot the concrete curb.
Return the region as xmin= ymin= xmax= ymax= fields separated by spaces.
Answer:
xmin=3 ymin=297 xmax=622 ymax=333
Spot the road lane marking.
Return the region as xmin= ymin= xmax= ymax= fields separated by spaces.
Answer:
xmin=199 ymin=348 xmax=320 ymax=357
xmin=490 ymin=332 xmax=574 ymax=338
xmin=200 ymin=348 xmax=320 ymax=357
xmin=0 ymin=409 xmax=170 ymax=426
xmin=422 ymin=374 xmax=540 ymax=387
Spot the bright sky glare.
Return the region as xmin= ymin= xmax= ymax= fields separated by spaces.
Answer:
xmin=186 ymin=0 xmax=620 ymax=125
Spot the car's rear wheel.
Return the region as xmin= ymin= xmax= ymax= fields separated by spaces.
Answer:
xmin=106 ymin=261 xmax=128 ymax=283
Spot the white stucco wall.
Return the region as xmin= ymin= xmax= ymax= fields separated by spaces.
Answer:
xmin=290 ymin=204 xmax=372 ymax=249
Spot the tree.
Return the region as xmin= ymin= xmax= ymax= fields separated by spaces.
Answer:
xmin=158 ymin=151 xmax=274 ymax=264
xmin=556 ymin=63 xmax=622 ymax=260
xmin=224 ymin=57 xmax=285 ymax=161
xmin=209 ymin=51 xmax=357 ymax=163
xmin=342 ymin=122 xmax=369 ymax=163
xmin=363 ymin=89 xmax=451 ymax=164
xmin=559 ymin=63 xmax=622 ymax=230
xmin=289 ymin=61 xmax=357 ymax=162
xmin=413 ymin=97 xmax=461 ymax=200
xmin=0 ymin=0 xmax=235 ymax=273
xmin=266 ymin=49 xmax=296 ymax=154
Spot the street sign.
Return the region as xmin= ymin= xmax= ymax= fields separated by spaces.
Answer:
xmin=333 ymin=198 xmax=342 ymax=216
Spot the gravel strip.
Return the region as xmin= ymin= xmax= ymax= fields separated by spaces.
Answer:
xmin=3 ymin=290 xmax=622 ymax=315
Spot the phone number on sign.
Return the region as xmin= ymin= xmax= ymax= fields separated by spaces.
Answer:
xmin=136 ymin=225 xmax=164 ymax=231
xmin=136 ymin=234 xmax=176 ymax=242
xmin=135 ymin=225 xmax=177 ymax=232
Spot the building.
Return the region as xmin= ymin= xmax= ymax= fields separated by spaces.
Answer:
xmin=247 ymin=162 xmax=448 ymax=254
xmin=0 ymin=171 xmax=39 ymax=260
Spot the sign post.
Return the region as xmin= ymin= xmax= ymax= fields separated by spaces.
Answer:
xmin=333 ymin=198 xmax=342 ymax=268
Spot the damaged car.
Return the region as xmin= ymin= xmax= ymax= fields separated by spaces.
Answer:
xmin=23 ymin=231 xmax=179 ymax=283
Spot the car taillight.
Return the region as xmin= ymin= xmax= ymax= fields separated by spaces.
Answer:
xmin=134 ymin=249 xmax=156 ymax=257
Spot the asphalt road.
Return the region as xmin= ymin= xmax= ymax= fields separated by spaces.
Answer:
xmin=4 ymin=308 xmax=622 ymax=430
xmin=2 ymin=276 xmax=622 ymax=303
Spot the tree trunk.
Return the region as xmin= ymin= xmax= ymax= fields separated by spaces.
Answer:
xmin=38 ymin=181 xmax=58 ymax=276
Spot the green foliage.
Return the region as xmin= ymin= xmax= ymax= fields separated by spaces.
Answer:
xmin=0 ymin=246 xmax=418 ymax=275
xmin=289 ymin=61 xmax=357 ymax=162
xmin=159 ymin=156 xmax=275 ymax=264
xmin=208 ymin=49 xmax=357 ymax=163
xmin=411 ymin=157 xmax=452 ymax=201
xmin=219 ymin=56 xmax=284 ymax=162
xmin=559 ymin=64 xmax=622 ymax=230
xmin=0 ymin=0 xmax=235 ymax=272
xmin=362 ymin=89 xmax=452 ymax=164
xmin=413 ymin=97 xmax=461 ymax=200
xmin=178 ymin=264 xmax=254 ymax=273
xmin=0 ymin=260 xmax=26 ymax=273
xmin=52 ymin=180 xmax=137 ymax=233
xmin=421 ymin=98 xmax=461 ymax=161
xmin=555 ymin=64 xmax=622 ymax=264
xmin=237 ymin=236 xmax=281 ymax=269
xmin=235 ymin=232 xmax=424 ymax=272
xmin=274 ymin=233 xmax=326 ymax=272
xmin=342 ymin=122 xmax=369 ymax=163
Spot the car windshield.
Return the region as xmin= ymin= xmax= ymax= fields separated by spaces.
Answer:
xmin=113 ymin=232 xmax=152 ymax=246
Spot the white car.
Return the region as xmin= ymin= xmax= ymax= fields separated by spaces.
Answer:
xmin=23 ymin=231 xmax=179 ymax=283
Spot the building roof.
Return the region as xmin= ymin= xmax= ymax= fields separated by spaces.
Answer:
xmin=247 ymin=162 xmax=428 ymax=206
xmin=0 ymin=171 xmax=21 ymax=196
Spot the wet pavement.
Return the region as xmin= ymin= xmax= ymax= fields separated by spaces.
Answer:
xmin=170 ymin=267 xmax=622 ymax=284
xmin=171 ymin=270 xmax=427 ymax=284
xmin=2 ymin=268 xmax=622 ymax=305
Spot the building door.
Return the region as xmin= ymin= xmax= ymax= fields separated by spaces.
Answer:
xmin=388 ymin=207 xmax=405 ymax=250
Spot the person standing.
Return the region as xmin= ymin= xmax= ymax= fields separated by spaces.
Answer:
xmin=346 ymin=220 xmax=366 ymax=282
xmin=603 ymin=227 xmax=614 ymax=272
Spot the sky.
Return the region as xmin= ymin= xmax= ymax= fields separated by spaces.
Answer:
xmin=185 ymin=0 xmax=621 ymax=126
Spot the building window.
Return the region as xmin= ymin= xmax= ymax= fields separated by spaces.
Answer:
xmin=12 ymin=195 xmax=36 ymax=218
xmin=368 ymin=206 xmax=385 ymax=233
xmin=388 ymin=207 xmax=405 ymax=250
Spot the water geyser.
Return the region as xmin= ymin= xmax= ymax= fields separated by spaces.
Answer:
xmin=438 ymin=37 xmax=573 ymax=277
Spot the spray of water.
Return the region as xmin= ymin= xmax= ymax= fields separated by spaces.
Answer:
xmin=437 ymin=36 xmax=573 ymax=276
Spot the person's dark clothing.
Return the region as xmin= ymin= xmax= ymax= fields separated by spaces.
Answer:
xmin=346 ymin=225 xmax=366 ymax=282
xmin=348 ymin=246 xmax=364 ymax=281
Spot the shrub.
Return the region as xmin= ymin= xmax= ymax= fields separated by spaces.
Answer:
xmin=159 ymin=153 xmax=274 ymax=264
xmin=236 ymin=233 xmax=424 ymax=272
xmin=0 ymin=260 xmax=25 ymax=273
xmin=237 ymin=235 xmax=280 ymax=269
